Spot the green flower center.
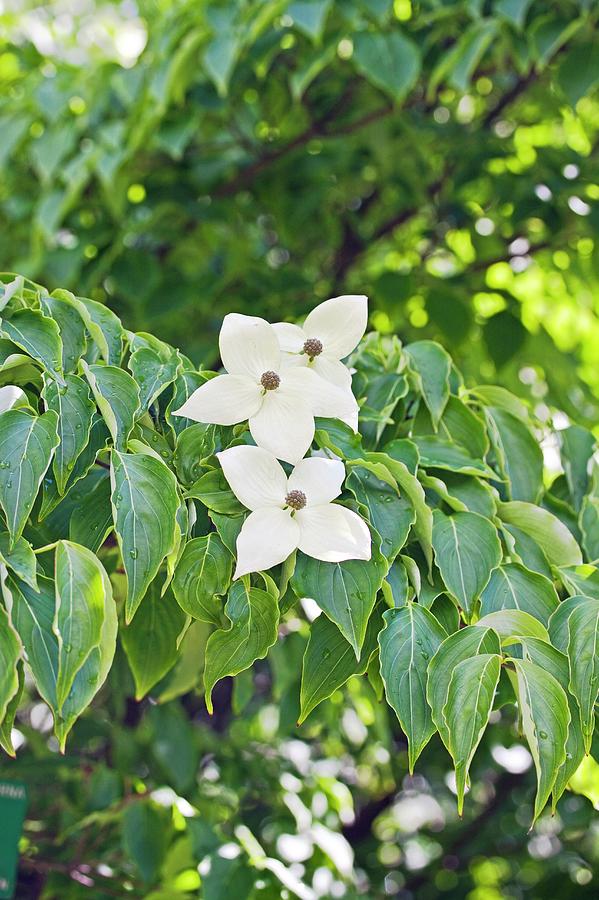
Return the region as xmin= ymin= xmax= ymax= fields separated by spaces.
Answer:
xmin=260 ymin=370 xmax=280 ymax=390
xmin=303 ymin=337 xmax=323 ymax=359
xmin=285 ymin=489 xmax=307 ymax=510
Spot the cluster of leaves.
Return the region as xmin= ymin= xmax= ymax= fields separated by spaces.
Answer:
xmin=1 ymin=0 xmax=599 ymax=423
xmin=1 ymin=274 xmax=598 ymax=850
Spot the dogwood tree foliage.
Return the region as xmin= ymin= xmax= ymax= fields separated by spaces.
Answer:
xmin=0 ymin=274 xmax=598 ymax=829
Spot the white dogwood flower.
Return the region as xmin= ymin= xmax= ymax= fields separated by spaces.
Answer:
xmin=273 ymin=295 xmax=368 ymax=389
xmin=173 ymin=313 xmax=358 ymax=464
xmin=217 ymin=445 xmax=371 ymax=578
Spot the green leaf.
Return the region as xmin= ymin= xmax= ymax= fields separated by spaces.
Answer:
xmin=128 ymin=347 xmax=179 ymax=412
xmin=498 ymin=501 xmax=582 ymax=566
xmin=427 ymin=626 xmax=501 ymax=750
xmin=0 ymin=408 xmax=59 ymax=546
xmin=167 ymin=371 xmax=209 ymax=436
xmin=567 ymin=600 xmax=599 ymax=752
xmin=186 ymin=468 xmax=245 ymax=515
xmin=291 ymin=537 xmax=388 ymax=656
xmin=412 ymin=436 xmax=496 ymax=478
xmin=0 ymin=308 xmax=64 ymax=385
xmin=353 ymin=31 xmax=421 ymax=102
xmin=82 ymin=361 xmax=140 ymax=450
xmin=0 ymin=661 xmax=23 ymax=756
xmin=61 ymin=292 xmax=123 ymax=365
xmin=204 ymin=580 xmax=280 ymax=714
xmin=69 ymin=472 xmax=113 ymax=552
xmin=485 ymin=407 xmax=543 ymax=503
xmin=174 ymin=423 xmax=218 ymax=486
xmin=405 ymin=341 xmax=451 ymax=428
xmin=443 ymin=654 xmax=501 ymax=815
xmin=557 ymin=564 xmax=599 ymax=600
xmin=54 ymin=572 xmax=117 ymax=750
xmin=517 ymin=637 xmax=585 ymax=809
xmin=346 ymin=463 xmax=414 ymax=560
xmin=121 ymin=801 xmax=170 ymax=883
xmin=476 ymin=609 xmax=549 ymax=644
xmin=172 ymin=534 xmax=232 ymax=625
xmin=559 ymin=425 xmax=595 ymax=510
xmin=548 ymin=594 xmax=588 ymax=651
xmin=7 ymin=574 xmax=58 ymax=710
xmin=432 ymin=510 xmax=502 ymax=621
xmin=41 ymin=292 xmax=87 ymax=373
xmin=0 ymin=603 xmax=20 ymax=724
xmin=53 ymin=540 xmax=108 ymax=709
xmin=43 ymin=373 xmax=95 ymax=494
xmin=509 ymin=659 xmax=569 ymax=823
xmin=367 ymin=451 xmax=434 ymax=572
xmin=299 ymin=607 xmax=381 ymax=724
xmin=121 ymin=583 xmax=186 ymax=699
xmin=0 ymin=531 xmax=37 ymax=590
xmin=378 ymin=602 xmax=447 ymax=771
xmin=479 ymin=563 xmax=559 ymax=625
xmin=111 ymin=450 xmax=180 ymax=622
xmin=413 ymin=395 xmax=489 ymax=460
xmin=39 ymin=413 xmax=108 ymax=521
xmin=288 ymin=0 xmax=332 ymax=41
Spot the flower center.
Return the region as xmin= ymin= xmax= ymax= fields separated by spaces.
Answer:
xmin=302 ymin=337 xmax=323 ymax=359
xmin=260 ymin=370 xmax=280 ymax=390
xmin=285 ymin=489 xmax=307 ymax=510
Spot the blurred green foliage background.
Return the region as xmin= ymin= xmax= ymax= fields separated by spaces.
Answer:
xmin=1 ymin=1 xmax=599 ymax=898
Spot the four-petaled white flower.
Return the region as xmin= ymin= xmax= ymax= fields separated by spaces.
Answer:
xmin=173 ymin=313 xmax=358 ymax=464
xmin=217 ymin=445 xmax=371 ymax=579
xmin=273 ymin=295 xmax=368 ymax=390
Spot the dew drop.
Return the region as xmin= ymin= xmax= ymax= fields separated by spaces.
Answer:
xmin=322 ymin=648 xmax=331 ymax=660
xmin=539 ymin=730 xmax=548 ymax=739
xmin=421 ymin=651 xmax=429 ymax=660
xmin=152 ymin=434 xmax=159 ymax=443
xmin=130 ymin=548 xmax=138 ymax=559
xmin=65 ymin=644 xmax=72 ymax=654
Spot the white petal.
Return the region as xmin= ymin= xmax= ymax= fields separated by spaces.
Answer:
xmin=313 ymin=354 xmax=353 ymax=388
xmin=173 ymin=374 xmax=262 ymax=425
xmin=219 ymin=313 xmax=280 ymax=378
xmin=217 ymin=445 xmax=287 ymax=511
xmin=283 ymin=367 xmax=358 ymax=424
xmin=296 ymin=504 xmax=371 ymax=563
xmin=234 ymin=508 xmax=299 ymax=578
xmin=303 ymin=295 xmax=368 ymax=360
xmin=0 ymin=385 xmax=25 ymax=413
xmin=288 ymin=457 xmax=345 ymax=506
xmin=272 ymin=322 xmax=306 ymax=353
xmin=250 ymin=391 xmax=315 ymax=464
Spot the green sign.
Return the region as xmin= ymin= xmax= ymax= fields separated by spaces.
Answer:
xmin=0 ymin=781 xmax=27 ymax=899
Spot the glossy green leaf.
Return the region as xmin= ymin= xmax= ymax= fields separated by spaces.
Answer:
xmin=432 ymin=510 xmax=502 ymax=620
xmin=498 ymin=501 xmax=582 ymax=567
xmin=548 ymin=594 xmax=589 ymax=651
xmin=412 ymin=436 xmax=496 ymax=478
xmin=41 ymin=292 xmax=87 ymax=373
xmin=128 ymin=346 xmax=179 ymax=412
xmin=69 ymin=472 xmax=113 ymax=552
xmin=378 ymin=602 xmax=447 ymax=771
xmin=110 ymin=450 xmax=180 ymax=622
xmin=479 ymin=563 xmax=559 ymax=625
xmin=62 ymin=292 xmax=123 ymax=365
xmin=0 ymin=531 xmax=37 ymax=590
xmin=0 ymin=661 xmax=23 ymax=756
xmin=485 ymin=407 xmax=543 ymax=503
xmin=53 ymin=540 xmax=107 ymax=709
xmin=0 ymin=408 xmax=59 ymax=546
xmin=299 ymin=607 xmax=381 ymax=724
xmin=43 ymin=373 xmax=95 ymax=494
xmin=204 ymin=580 xmax=280 ymax=714
xmin=0 ymin=308 xmax=64 ymax=384
xmin=121 ymin=583 xmax=186 ymax=699
xmin=7 ymin=574 xmax=58 ymax=711
xmin=443 ymin=654 xmax=501 ymax=814
xmin=509 ymin=659 xmax=569 ymax=823
xmin=476 ymin=609 xmax=549 ymax=644
xmin=291 ymin=537 xmax=388 ymax=657
xmin=405 ymin=340 xmax=451 ymax=428
xmin=427 ymin=625 xmax=501 ymax=750
xmin=83 ymin=361 xmax=140 ymax=449
xmin=0 ymin=603 xmax=21 ymax=724
xmin=346 ymin=463 xmax=414 ymax=561
xmin=172 ymin=534 xmax=232 ymax=625
xmin=567 ymin=600 xmax=599 ymax=752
